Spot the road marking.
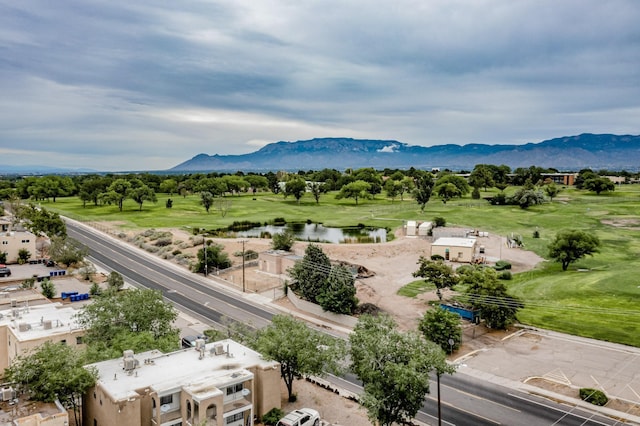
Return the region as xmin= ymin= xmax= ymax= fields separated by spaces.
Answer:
xmin=428 ymin=396 xmax=501 ymax=424
xmin=442 ymin=384 xmax=521 ymax=412
xmin=508 ymin=393 xmax=611 ymax=426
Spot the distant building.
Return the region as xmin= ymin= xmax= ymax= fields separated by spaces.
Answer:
xmin=540 ymin=173 xmax=577 ymax=186
xmin=0 ymin=218 xmax=36 ymax=264
xmin=259 ymin=250 xmax=300 ymax=275
xmin=83 ymin=339 xmax=281 ymax=426
xmin=431 ymin=237 xmax=478 ymax=263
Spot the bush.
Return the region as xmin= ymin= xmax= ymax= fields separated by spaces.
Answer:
xmin=433 ymin=216 xmax=446 ymax=227
xmin=17 ymin=248 xmax=31 ymax=264
xmin=261 ymin=407 xmax=285 ymax=426
xmin=472 ymin=187 xmax=481 ymax=199
xmin=154 ymin=237 xmax=173 ymax=247
xmin=579 ymin=388 xmax=608 ymax=406
xmin=489 ymin=193 xmax=507 ymax=205
xmin=0 ymin=251 xmax=6 ymax=263
xmin=431 ymin=254 xmax=445 ymax=261
xmin=533 ymin=229 xmax=540 ymax=238
xmin=498 ymin=271 xmax=512 ymax=280
xmin=272 ymin=217 xmax=287 ymax=226
xmin=494 ymin=260 xmax=512 ymax=271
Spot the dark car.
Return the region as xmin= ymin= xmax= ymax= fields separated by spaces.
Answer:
xmin=0 ymin=265 xmax=11 ymax=277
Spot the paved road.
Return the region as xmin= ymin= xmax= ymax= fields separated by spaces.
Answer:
xmin=66 ymin=219 xmax=629 ymax=426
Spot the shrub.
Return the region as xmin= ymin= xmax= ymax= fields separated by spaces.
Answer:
xmin=456 ymin=265 xmax=473 ymax=275
xmin=40 ymin=278 xmax=56 ymax=299
xmin=272 ymin=217 xmax=287 ymax=226
xmin=433 ymin=216 xmax=446 ymax=227
xmin=579 ymin=388 xmax=608 ymax=406
xmin=533 ymin=229 xmax=540 ymax=238
xmin=472 ymin=187 xmax=481 ymax=199
xmin=21 ymin=277 xmax=36 ymax=289
xmin=0 ymin=251 xmax=7 ymax=263
xmin=172 ymin=249 xmax=182 ymax=256
xmin=261 ymin=407 xmax=285 ymax=425
xmin=499 ymin=271 xmax=512 ymax=280
xmin=431 ymin=254 xmax=445 ymax=261
xmin=154 ymin=237 xmax=173 ymax=247
xmin=17 ymin=248 xmax=31 ymax=264
xmin=90 ymin=282 xmax=102 ymax=296
xmin=489 ymin=193 xmax=507 ymax=205
xmin=494 ymin=260 xmax=512 ymax=271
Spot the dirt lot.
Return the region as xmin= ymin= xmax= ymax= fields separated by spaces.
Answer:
xmin=118 ymin=225 xmax=545 ymax=425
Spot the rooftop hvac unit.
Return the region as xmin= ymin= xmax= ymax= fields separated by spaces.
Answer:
xmin=195 ymin=338 xmax=206 ymax=350
xmin=123 ymin=357 xmax=139 ymax=371
xmin=10 ymin=299 xmax=17 ymax=308
xmin=18 ymin=323 xmax=31 ymax=332
xmin=11 ymin=309 xmax=19 ymax=318
xmin=213 ymin=344 xmax=225 ymax=355
xmin=123 ymin=349 xmax=135 ymax=359
xmin=1 ymin=387 xmax=15 ymax=402
xmin=43 ymin=320 xmax=52 ymax=330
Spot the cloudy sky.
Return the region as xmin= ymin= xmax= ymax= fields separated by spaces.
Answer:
xmin=1 ymin=1 xmax=639 ymax=171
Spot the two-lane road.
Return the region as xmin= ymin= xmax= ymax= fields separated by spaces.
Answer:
xmin=67 ymin=220 xmax=623 ymax=426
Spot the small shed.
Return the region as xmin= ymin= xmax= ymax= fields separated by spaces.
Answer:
xmin=418 ymin=221 xmax=432 ymax=236
xmin=431 ymin=237 xmax=477 ymax=263
xmin=259 ymin=250 xmax=301 ymax=275
xmin=406 ymin=220 xmax=417 ymax=236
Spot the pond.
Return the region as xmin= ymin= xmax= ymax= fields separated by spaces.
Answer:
xmin=235 ymin=222 xmax=387 ymax=244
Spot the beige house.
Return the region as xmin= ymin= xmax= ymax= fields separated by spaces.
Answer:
xmin=0 ymin=219 xmax=36 ymax=264
xmin=0 ymin=301 xmax=85 ymax=377
xmin=431 ymin=237 xmax=478 ymax=263
xmin=83 ymin=339 xmax=281 ymax=426
xmin=259 ymin=250 xmax=300 ymax=275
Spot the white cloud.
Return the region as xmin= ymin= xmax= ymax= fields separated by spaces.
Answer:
xmin=0 ymin=0 xmax=638 ymax=171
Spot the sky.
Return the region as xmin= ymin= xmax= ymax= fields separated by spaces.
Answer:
xmin=1 ymin=1 xmax=639 ymax=172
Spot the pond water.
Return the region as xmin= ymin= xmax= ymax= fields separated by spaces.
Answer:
xmin=236 ymin=222 xmax=387 ymax=244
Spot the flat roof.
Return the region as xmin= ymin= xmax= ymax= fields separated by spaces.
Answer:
xmin=432 ymin=237 xmax=477 ymax=248
xmin=87 ymin=339 xmax=279 ymax=402
xmin=0 ymin=302 xmax=82 ymax=341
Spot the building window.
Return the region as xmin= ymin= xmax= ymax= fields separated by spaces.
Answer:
xmin=60 ymin=340 xmax=67 ymax=345
xmin=1 ymin=241 xmax=7 ymax=245
xmin=226 ymin=413 xmax=243 ymax=424
xmin=94 ymin=419 xmax=97 ymax=426
xmin=225 ymin=383 xmax=243 ymax=396
xmin=76 ymin=336 xmax=83 ymax=345
xmin=160 ymin=395 xmax=173 ymax=406
xmin=21 ymin=239 xmax=30 ymax=243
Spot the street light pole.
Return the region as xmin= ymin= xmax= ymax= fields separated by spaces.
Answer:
xmin=437 ymin=372 xmax=442 ymax=426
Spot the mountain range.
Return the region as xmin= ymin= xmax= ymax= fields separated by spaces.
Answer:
xmin=171 ymin=133 xmax=640 ymax=172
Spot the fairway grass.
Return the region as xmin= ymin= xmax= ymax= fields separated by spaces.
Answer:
xmin=45 ymin=185 xmax=640 ymax=346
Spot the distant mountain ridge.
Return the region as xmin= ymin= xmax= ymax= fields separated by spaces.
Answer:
xmin=170 ymin=133 xmax=640 ymax=172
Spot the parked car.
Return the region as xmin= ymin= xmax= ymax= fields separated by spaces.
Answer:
xmin=0 ymin=265 xmax=11 ymax=277
xmin=276 ymin=408 xmax=320 ymax=426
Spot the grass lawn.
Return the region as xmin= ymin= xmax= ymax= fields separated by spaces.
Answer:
xmin=44 ymin=185 xmax=640 ymax=346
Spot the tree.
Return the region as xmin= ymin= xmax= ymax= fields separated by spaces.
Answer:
xmin=458 ymin=266 xmax=522 ymax=329
xmin=288 ymin=244 xmax=331 ymax=303
xmin=254 ymin=315 xmax=346 ymax=402
xmin=335 ymin=180 xmax=372 ymax=205
xmin=469 ymin=165 xmax=495 ymax=191
xmin=384 ymin=179 xmax=401 ymax=202
xmin=308 ymin=182 xmax=325 ymax=204
xmin=271 ymin=230 xmax=295 ymax=251
xmin=159 ymin=178 xmax=178 ymax=195
xmin=353 ymin=168 xmax=383 ymax=195
xmin=48 ymin=236 xmax=87 ymax=266
xmin=349 ymin=314 xmax=454 ymax=426
xmin=317 ymin=264 xmax=358 ymax=314
xmin=507 ymin=187 xmax=545 ymax=209
xmin=5 ymin=341 xmax=98 ymax=426
xmin=419 ymin=307 xmax=462 ymax=354
xmin=128 ymin=179 xmax=157 ymax=210
xmin=22 ymin=204 xmax=67 ymax=238
xmin=214 ymin=198 xmax=232 ymax=217
xmin=434 ymin=182 xmax=461 ymax=204
xmin=548 ymin=230 xmax=601 ymax=271
xmin=40 ymin=278 xmax=55 ymax=298
xmin=284 ymin=177 xmax=307 ymax=203
xmin=107 ymin=271 xmax=125 ymax=292
xmin=194 ymin=242 xmax=232 ymax=274
xmin=413 ymin=173 xmax=434 ymax=212
xmin=413 ymin=257 xmax=458 ymax=299
xmin=544 ymin=182 xmax=561 ymax=201
xmin=77 ymin=288 xmax=179 ymax=360
xmin=434 ymin=174 xmax=470 ymax=197
xmin=244 ymin=174 xmax=269 ymax=194
xmin=583 ymin=176 xmax=615 ymax=195
xmin=200 ymin=191 xmax=214 ymax=213
xmin=101 ymin=178 xmax=131 ymax=211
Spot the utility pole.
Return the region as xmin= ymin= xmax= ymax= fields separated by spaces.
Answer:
xmin=240 ymin=239 xmax=247 ymax=292
xmin=203 ymin=238 xmax=207 ymax=277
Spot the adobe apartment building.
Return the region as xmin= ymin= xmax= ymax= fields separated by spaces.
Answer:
xmin=0 ymin=218 xmax=36 ymax=264
xmin=0 ymin=301 xmax=85 ymax=376
xmin=83 ymin=339 xmax=281 ymax=426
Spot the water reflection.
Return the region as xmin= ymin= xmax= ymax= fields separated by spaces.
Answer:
xmin=236 ymin=223 xmax=386 ymax=244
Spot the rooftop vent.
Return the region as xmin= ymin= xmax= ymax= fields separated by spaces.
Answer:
xmin=43 ymin=320 xmax=52 ymax=330
xmin=18 ymin=323 xmax=31 ymax=332
xmin=212 ymin=343 xmax=225 ymax=356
